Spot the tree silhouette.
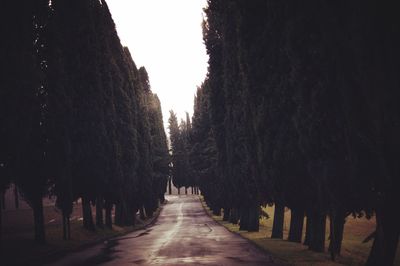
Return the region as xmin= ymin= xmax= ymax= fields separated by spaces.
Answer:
xmin=200 ymin=0 xmax=400 ymax=263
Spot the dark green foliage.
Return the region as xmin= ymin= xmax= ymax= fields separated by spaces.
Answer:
xmin=147 ymin=94 xmax=170 ymax=203
xmin=0 ymin=0 xmax=169 ymax=242
xmin=1 ymin=0 xmax=50 ymax=244
xmin=168 ymin=111 xmax=188 ymax=192
xmin=200 ymin=0 xmax=400 ymax=263
xmin=190 ymin=83 xmax=221 ymax=209
xmin=137 ymin=66 xmax=157 ymax=218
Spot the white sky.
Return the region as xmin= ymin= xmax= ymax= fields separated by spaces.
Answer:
xmin=107 ymin=0 xmax=209 ymax=132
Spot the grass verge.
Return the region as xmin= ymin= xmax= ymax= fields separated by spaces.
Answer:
xmin=0 ymin=203 xmax=164 ymax=266
xmin=199 ymin=197 xmax=400 ymax=266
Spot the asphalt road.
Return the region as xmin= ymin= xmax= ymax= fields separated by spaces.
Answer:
xmin=46 ymin=195 xmax=277 ymax=266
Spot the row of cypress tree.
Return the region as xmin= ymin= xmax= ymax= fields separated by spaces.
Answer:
xmin=171 ymin=1 xmax=399 ymax=265
xmin=168 ymin=111 xmax=199 ymax=195
xmin=0 ymin=0 xmax=169 ymax=244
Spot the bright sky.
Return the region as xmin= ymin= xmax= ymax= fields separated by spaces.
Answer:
xmin=107 ymin=0 xmax=209 ymax=131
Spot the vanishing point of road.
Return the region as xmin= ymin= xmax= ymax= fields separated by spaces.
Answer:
xmin=47 ymin=195 xmax=278 ymax=266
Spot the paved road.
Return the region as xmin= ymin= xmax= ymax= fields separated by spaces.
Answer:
xmin=47 ymin=195 xmax=277 ymax=266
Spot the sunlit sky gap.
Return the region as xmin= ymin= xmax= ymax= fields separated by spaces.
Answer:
xmin=107 ymin=0 xmax=209 ymax=132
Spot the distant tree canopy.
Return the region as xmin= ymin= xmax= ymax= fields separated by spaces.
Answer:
xmin=0 ymin=0 xmax=169 ymax=243
xmin=176 ymin=1 xmax=399 ymax=265
xmin=168 ymin=111 xmax=191 ymax=194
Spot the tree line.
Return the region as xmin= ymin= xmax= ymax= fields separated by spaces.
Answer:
xmin=0 ymin=0 xmax=169 ymax=244
xmin=169 ymin=1 xmax=400 ymax=265
xmin=168 ymin=111 xmax=199 ymax=195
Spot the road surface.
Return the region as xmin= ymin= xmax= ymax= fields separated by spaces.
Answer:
xmin=46 ymin=195 xmax=277 ymax=266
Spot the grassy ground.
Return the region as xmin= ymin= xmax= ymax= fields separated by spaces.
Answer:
xmin=0 ymin=202 xmax=163 ymax=266
xmin=201 ymin=198 xmax=400 ymax=266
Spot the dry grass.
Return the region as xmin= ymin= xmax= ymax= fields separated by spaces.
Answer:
xmin=0 ymin=204 xmax=163 ymax=266
xmin=201 ymin=199 xmax=400 ymax=266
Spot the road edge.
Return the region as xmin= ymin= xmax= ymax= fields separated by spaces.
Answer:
xmin=198 ymin=196 xmax=290 ymax=266
xmin=24 ymin=200 xmax=167 ymax=266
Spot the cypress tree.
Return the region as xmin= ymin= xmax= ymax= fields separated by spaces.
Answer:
xmin=1 ymin=0 xmax=51 ymax=244
xmin=147 ymin=94 xmax=170 ymax=203
xmin=46 ymin=0 xmax=78 ymax=239
xmin=189 ymin=82 xmax=222 ymax=216
xmin=137 ymin=67 xmax=156 ymax=218
xmin=168 ymin=111 xmax=185 ymax=193
xmin=202 ymin=1 xmax=399 ymax=261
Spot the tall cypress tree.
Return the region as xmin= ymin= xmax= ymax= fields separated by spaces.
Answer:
xmin=137 ymin=67 xmax=156 ymax=218
xmin=45 ymin=0 xmax=76 ymax=239
xmin=147 ymin=94 xmax=170 ymax=203
xmin=168 ymin=111 xmax=186 ymax=194
xmin=0 ymin=0 xmax=51 ymax=244
xmin=190 ymin=82 xmax=221 ymax=213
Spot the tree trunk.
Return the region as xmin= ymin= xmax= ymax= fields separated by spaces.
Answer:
xmin=212 ymin=206 xmax=221 ymax=216
xmin=366 ymin=201 xmax=400 ymax=266
xmin=0 ymin=203 xmax=2 ymax=242
xmin=191 ymin=187 xmax=194 ymax=194
xmin=328 ymin=209 xmax=346 ymax=260
xmin=125 ymin=205 xmax=135 ymax=226
xmin=271 ymin=203 xmax=285 ymax=239
xmin=146 ymin=208 xmax=154 ymax=218
xmin=1 ymin=192 xmax=5 ymax=210
xmin=304 ymin=214 xmax=312 ymax=246
xmin=140 ymin=206 xmax=146 ymax=220
xmin=96 ymin=197 xmax=104 ymax=228
xmin=133 ymin=207 xmax=138 ymax=226
xmin=61 ymin=211 xmax=71 ymax=240
xmin=32 ymin=196 xmax=46 ymax=244
xmin=67 ymin=215 xmax=71 ymax=240
xmin=185 ymin=187 xmax=187 ymax=194
xmin=62 ymin=212 xmax=67 ymax=240
xmin=0 ymin=192 xmax=3 ymax=242
xmin=82 ymin=197 xmax=95 ymax=231
xmin=239 ymin=207 xmax=249 ymax=231
xmin=159 ymin=193 xmax=165 ymax=203
xmin=223 ymin=208 xmax=230 ymax=221
xmin=248 ymin=204 xmax=260 ymax=232
xmin=105 ymin=201 xmax=113 ymax=229
xmin=168 ymin=177 xmax=172 ymax=195
xmin=229 ymin=208 xmax=239 ymax=224
xmin=146 ymin=204 xmax=154 ymax=218
xmin=308 ymin=211 xmax=326 ymax=252
xmin=117 ymin=201 xmax=135 ymax=227
xmin=288 ymin=208 xmax=304 ymax=243
xmin=178 ymin=187 xmax=180 ymax=195
xmin=14 ymin=185 xmax=19 ymax=209
xmin=114 ymin=202 xmax=122 ymax=226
